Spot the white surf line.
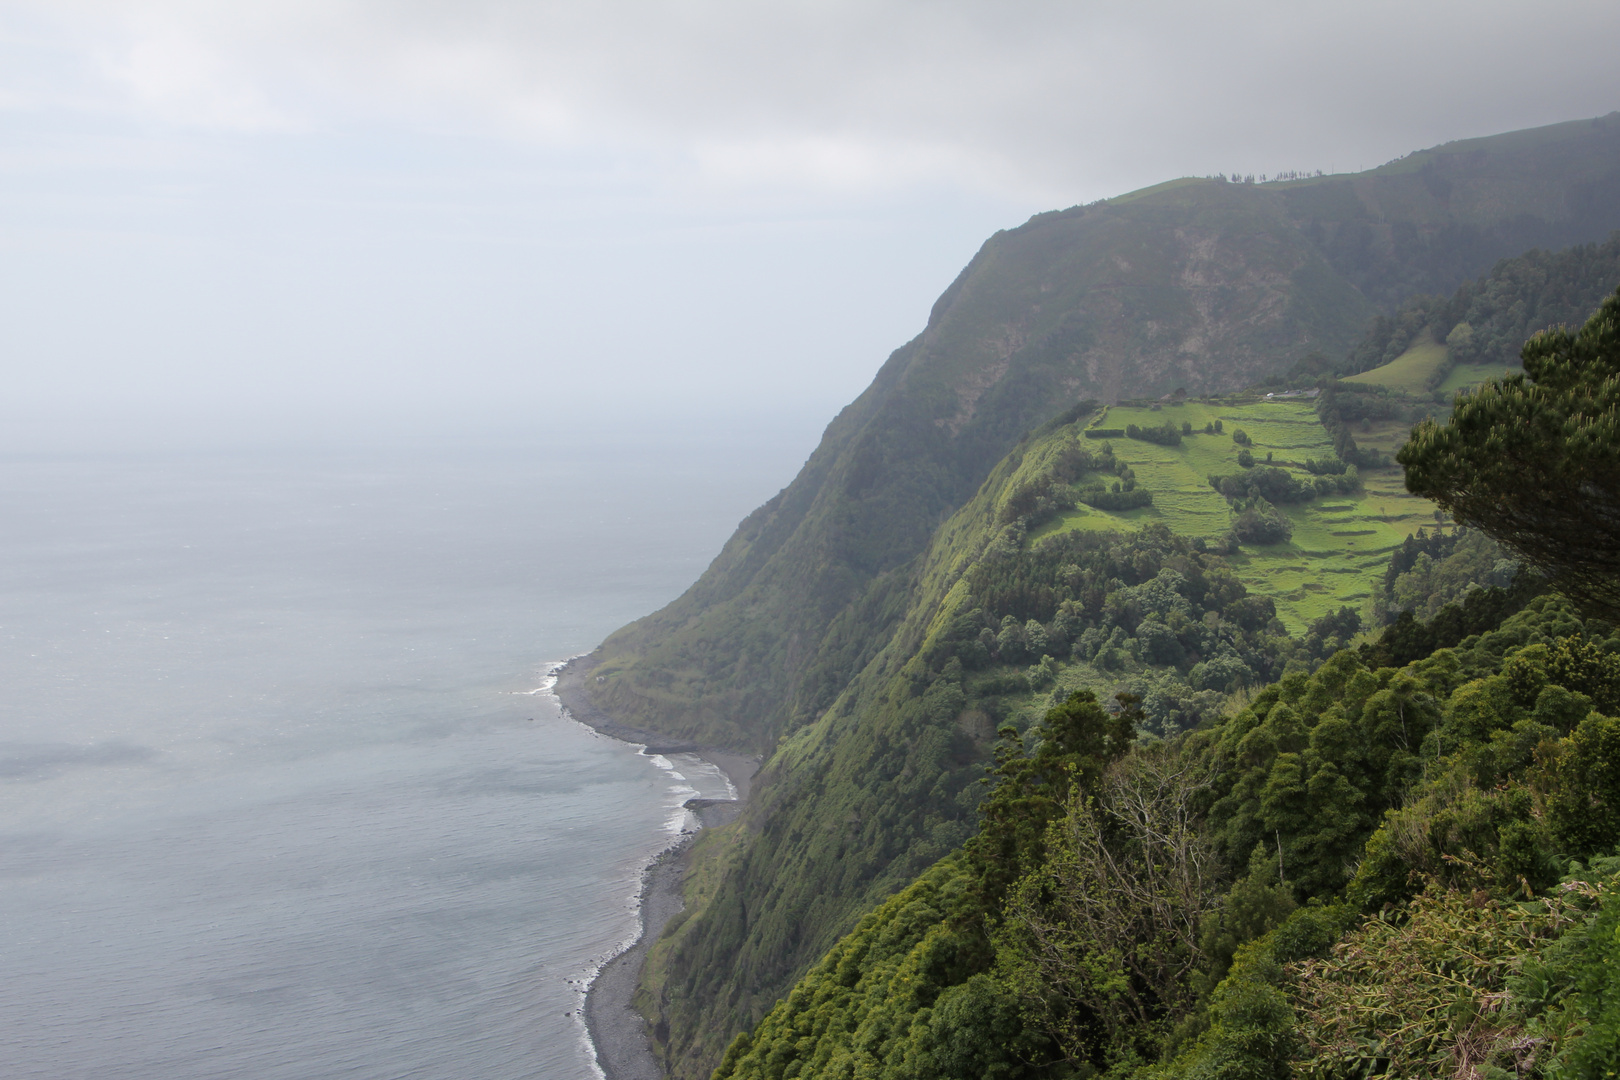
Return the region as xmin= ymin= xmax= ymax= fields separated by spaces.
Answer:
xmin=531 ymin=653 xmax=703 ymax=1079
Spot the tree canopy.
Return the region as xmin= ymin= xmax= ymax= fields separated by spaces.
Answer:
xmin=1400 ymin=286 xmax=1620 ymax=618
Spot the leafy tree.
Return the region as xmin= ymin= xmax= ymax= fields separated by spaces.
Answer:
xmin=1546 ymin=714 xmax=1620 ymax=858
xmin=1302 ymin=456 xmax=1346 ymax=476
xmin=966 ymin=690 xmax=1139 ymax=906
xmin=1209 ymin=467 xmax=1316 ymax=505
xmin=997 ymin=746 xmax=1224 ymax=1068
xmin=1401 ymin=287 xmax=1620 ymax=618
xmin=1128 ymin=422 xmax=1183 ymax=446
xmin=1373 ymin=527 xmax=1517 ymax=625
xmin=1231 ymin=500 xmax=1293 ymax=545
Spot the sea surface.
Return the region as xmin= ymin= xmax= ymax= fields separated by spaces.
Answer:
xmin=0 ymin=435 xmax=792 ymax=1079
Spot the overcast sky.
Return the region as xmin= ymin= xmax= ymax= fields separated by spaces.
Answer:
xmin=3 ymin=0 xmax=1618 ymax=453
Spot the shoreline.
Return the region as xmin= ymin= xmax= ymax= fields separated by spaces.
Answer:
xmin=551 ymin=655 xmax=757 ymax=1080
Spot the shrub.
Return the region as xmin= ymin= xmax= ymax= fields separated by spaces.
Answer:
xmin=1079 ymin=488 xmax=1153 ymax=511
xmin=1303 ymin=456 xmax=1347 ymax=475
xmin=1210 ymin=467 xmax=1316 ymax=504
xmin=1231 ymin=500 xmax=1293 ymax=544
xmin=1546 ymin=713 xmax=1620 ymax=858
xmin=1291 ymin=883 xmax=1600 ymax=1079
xmin=1127 ymin=421 xmax=1183 ymax=446
xmin=1162 ymin=937 xmax=1298 ymax=1080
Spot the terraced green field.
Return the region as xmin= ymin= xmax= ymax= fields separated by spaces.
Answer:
xmin=1033 ymin=399 xmax=1436 ymax=631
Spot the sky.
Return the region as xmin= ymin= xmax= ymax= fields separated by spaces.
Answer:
xmin=3 ymin=0 xmax=1618 ymax=455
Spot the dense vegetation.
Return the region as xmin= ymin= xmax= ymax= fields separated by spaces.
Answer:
xmin=637 ymin=513 xmax=1334 ymax=1073
xmin=1344 ymin=231 xmax=1620 ymax=384
xmin=658 ymin=278 xmax=1620 ymax=1079
xmin=569 ymin=116 xmax=1620 ymax=1080
xmin=585 ymin=116 xmax=1620 ymax=761
xmin=698 ymin=272 xmax=1620 ymax=1080
xmin=633 ymin=403 xmax=1415 ymax=1073
xmin=1372 ymin=527 xmax=1518 ymax=626
xmin=1403 ymin=286 xmax=1620 ymax=620
xmin=713 ymin=594 xmax=1620 ymax=1079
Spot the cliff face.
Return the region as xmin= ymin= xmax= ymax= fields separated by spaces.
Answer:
xmin=574 ymin=113 xmax=1620 ymax=1079
xmin=586 ymin=113 xmax=1620 ymax=762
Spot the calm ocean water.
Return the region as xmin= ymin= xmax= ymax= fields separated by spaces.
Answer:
xmin=0 ymin=437 xmax=790 ymax=1079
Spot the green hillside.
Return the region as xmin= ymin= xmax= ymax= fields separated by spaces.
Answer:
xmin=1340 ymin=337 xmax=1449 ymax=392
xmin=1338 ymin=228 xmax=1620 ymax=390
xmin=1032 ymin=399 xmax=1430 ymax=630
xmin=713 ymin=593 xmax=1620 ymax=1080
xmin=636 ymin=407 xmax=1362 ymax=1074
xmin=1435 ymin=360 xmax=1510 ymax=393
xmin=582 ymin=115 xmax=1620 ymax=766
xmin=564 ymin=115 xmax=1620 ymax=1080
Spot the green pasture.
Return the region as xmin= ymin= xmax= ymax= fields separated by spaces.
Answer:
xmin=1341 ymin=337 xmax=1449 ymax=392
xmin=1045 ymin=400 xmax=1436 ymax=631
xmin=1353 ymin=416 xmax=1420 ymax=458
xmin=1436 ymin=362 xmax=1516 ymax=395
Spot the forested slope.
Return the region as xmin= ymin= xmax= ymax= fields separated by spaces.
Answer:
xmin=632 ymin=381 xmax=1513 ymax=1076
xmin=714 ymin=592 xmax=1620 ymax=1079
xmin=570 ymin=114 xmax=1620 ymax=1080
xmin=1343 ymin=229 xmax=1620 ymax=384
xmin=637 ymin=417 xmax=1341 ymax=1075
xmin=582 ymin=114 xmax=1620 ymax=760
xmin=690 ymin=286 xmax=1620 ymax=1079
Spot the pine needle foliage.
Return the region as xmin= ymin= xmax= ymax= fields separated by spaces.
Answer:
xmin=1401 ymin=287 xmax=1620 ymax=619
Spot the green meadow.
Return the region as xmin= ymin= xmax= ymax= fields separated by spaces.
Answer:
xmin=1436 ymin=361 xmax=1517 ymax=394
xmin=1033 ymin=399 xmax=1436 ymax=631
xmin=1341 ymin=337 xmax=1449 ymax=392
xmin=1341 ymin=336 xmax=1516 ymax=398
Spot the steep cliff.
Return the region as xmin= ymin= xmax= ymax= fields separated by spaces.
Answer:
xmin=586 ymin=113 xmax=1620 ymax=761
xmin=573 ymin=113 xmax=1620 ymax=1079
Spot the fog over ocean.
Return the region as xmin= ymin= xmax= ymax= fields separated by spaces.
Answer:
xmin=0 ymin=436 xmax=791 ymax=1079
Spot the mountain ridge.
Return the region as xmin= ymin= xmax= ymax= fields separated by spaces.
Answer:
xmin=566 ymin=112 xmax=1620 ymax=1079
xmin=585 ymin=112 xmax=1620 ymax=764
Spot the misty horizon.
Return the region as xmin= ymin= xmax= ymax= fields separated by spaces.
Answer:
xmin=5 ymin=2 xmax=1619 ymax=455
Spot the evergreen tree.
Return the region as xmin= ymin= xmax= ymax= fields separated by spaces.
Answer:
xmin=1401 ymin=287 xmax=1620 ymax=617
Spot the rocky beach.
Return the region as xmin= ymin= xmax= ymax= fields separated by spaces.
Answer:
xmin=553 ymin=657 xmax=756 ymax=1080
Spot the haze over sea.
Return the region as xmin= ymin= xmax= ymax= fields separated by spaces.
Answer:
xmin=0 ymin=429 xmax=801 ymax=1079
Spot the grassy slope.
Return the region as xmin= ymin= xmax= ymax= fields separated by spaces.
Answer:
xmin=1033 ymin=400 xmax=1428 ymax=630
xmin=1340 ymin=336 xmax=1449 ymax=391
xmin=1339 ymin=338 xmax=1509 ymax=396
xmin=1436 ymin=361 xmax=1517 ymax=393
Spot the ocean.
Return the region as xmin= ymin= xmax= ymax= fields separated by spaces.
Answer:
xmin=0 ymin=436 xmax=790 ymax=1079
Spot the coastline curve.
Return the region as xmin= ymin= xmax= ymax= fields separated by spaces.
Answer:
xmin=549 ymin=656 xmax=757 ymax=1080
